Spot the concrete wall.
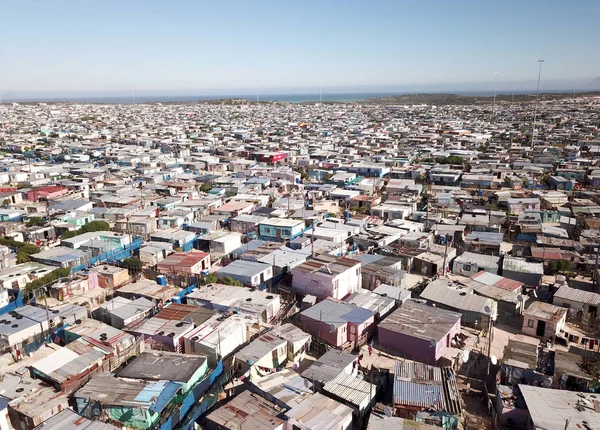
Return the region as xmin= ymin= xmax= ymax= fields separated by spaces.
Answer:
xmin=522 ymin=313 xmax=566 ymax=339
xmin=378 ymin=318 xmax=460 ymax=364
xmin=503 ymin=270 xmax=542 ymax=287
xmin=299 ymin=315 xmax=345 ymax=346
xmin=292 ymin=265 xmax=361 ymax=300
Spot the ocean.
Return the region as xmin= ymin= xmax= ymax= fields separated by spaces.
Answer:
xmin=4 ymin=89 xmax=581 ymax=104
xmin=8 ymin=92 xmax=403 ymax=104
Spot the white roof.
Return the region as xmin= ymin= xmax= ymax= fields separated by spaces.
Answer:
xmin=519 ymin=385 xmax=600 ymax=430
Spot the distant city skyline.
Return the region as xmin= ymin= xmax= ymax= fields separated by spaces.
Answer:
xmin=1 ymin=0 xmax=600 ymax=97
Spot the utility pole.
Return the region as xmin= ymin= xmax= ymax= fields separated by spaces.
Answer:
xmin=34 ymin=287 xmax=51 ymax=344
xmin=442 ymin=234 xmax=449 ymax=277
xmin=492 ymin=71 xmax=499 ymax=122
xmin=531 ymin=59 xmax=545 ymax=148
xmin=486 ymin=315 xmax=493 ymax=377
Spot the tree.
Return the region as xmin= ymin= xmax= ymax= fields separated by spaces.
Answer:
xmin=199 ymin=273 xmax=218 ymax=285
xmin=355 ymin=206 xmax=368 ymax=214
xmin=221 ymin=276 xmax=243 ymax=286
xmin=296 ymin=168 xmax=309 ymax=181
xmin=26 ymin=216 xmax=45 ymax=227
xmin=24 ymin=268 xmax=71 ymax=292
xmin=122 ymin=257 xmax=144 ymax=270
xmin=62 ymin=220 xmax=110 ymax=239
xmin=17 ymin=244 xmax=41 ymax=263
xmin=323 ymin=173 xmax=333 ymax=182
xmin=199 ymin=183 xmax=212 ymax=193
xmin=1 ymin=199 xmax=10 ymax=208
xmin=443 ymin=155 xmax=464 ymax=165
xmin=546 ymin=259 xmax=572 ymax=275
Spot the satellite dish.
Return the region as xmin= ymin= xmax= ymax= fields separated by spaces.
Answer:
xmin=491 ymin=355 xmax=498 ymax=365
xmin=384 ymin=406 xmax=393 ymax=417
xmin=303 ymin=379 xmax=311 ymax=389
xmin=328 ymin=323 xmax=336 ymax=333
xmin=462 ymin=349 xmax=470 ymax=363
xmin=484 ymin=305 xmax=491 ymax=314
xmin=517 ymin=295 xmax=524 ymax=303
xmin=430 ymin=338 xmax=437 ymax=348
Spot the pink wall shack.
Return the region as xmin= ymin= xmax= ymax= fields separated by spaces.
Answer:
xmin=378 ymin=318 xmax=461 ymax=364
xmin=300 ymin=312 xmax=375 ymax=347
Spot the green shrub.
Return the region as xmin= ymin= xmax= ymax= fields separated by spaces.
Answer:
xmin=24 ymin=268 xmax=71 ymax=292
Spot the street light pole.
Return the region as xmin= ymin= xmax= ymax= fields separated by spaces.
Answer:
xmin=492 ymin=71 xmax=499 ymax=122
xmin=531 ymin=59 xmax=545 ymax=148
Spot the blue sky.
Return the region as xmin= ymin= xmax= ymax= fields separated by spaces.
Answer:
xmin=1 ymin=0 xmax=599 ymax=95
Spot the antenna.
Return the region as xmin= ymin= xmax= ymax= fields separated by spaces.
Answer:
xmin=132 ymin=90 xmax=135 ymax=105
xmin=319 ymin=85 xmax=322 ymax=103
xmin=256 ymin=80 xmax=259 ymax=103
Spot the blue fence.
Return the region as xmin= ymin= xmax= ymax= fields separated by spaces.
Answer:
xmin=175 ymin=284 xmax=198 ymax=302
xmin=71 ymin=237 xmax=143 ymax=273
xmin=0 ymin=290 xmax=23 ymax=316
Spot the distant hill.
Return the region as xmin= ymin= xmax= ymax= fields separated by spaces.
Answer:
xmin=360 ymin=91 xmax=600 ymax=105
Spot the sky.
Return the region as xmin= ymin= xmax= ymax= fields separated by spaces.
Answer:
xmin=1 ymin=0 xmax=600 ymax=97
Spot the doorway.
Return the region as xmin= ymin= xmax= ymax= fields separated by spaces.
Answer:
xmin=536 ymin=320 xmax=546 ymax=337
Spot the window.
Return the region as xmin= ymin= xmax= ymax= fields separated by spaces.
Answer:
xmin=463 ymin=264 xmax=472 ymax=272
xmin=356 ymin=268 xmax=360 ymax=276
xmin=527 ymin=319 xmax=534 ymax=328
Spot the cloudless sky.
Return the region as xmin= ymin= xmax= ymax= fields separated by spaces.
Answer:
xmin=1 ymin=0 xmax=599 ymax=95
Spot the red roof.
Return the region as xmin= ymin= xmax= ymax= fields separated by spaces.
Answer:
xmin=530 ymin=247 xmax=564 ymax=261
xmin=35 ymin=185 xmax=64 ymax=193
xmin=157 ymin=251 xmax=210 ymax=268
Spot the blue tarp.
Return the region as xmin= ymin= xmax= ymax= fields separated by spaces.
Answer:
xmin=150 ymin=381 xmax=182 ymax=413
xmin=0 ymin=290 xmax=23 ymax=316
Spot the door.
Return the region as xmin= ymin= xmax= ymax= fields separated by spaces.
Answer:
xmin=536 ymin=320 xmax=546 ymax=337
xmin=350 ymin=325 xmax=357 ymax=343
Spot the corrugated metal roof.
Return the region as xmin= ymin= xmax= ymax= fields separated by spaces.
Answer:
xmin=554 ymin=284 xmax=600 ymax=306
xmin=454 ymin=252 xmax=500 ymax=268
xmin=471 ymin=271 xmax=523 ymax=291
xmin=420 ymin=279 xmax=494 ymax=314
xmin=378 ymin=301 xmax=461 ymax=343
xmin=393 ymin=361 xmax=461 ymax=415
xmin=205 ymin=389 xmax=285 ymax=430
xmin=301 ymin=298 xmax=375 ymax=328
xmin=323 ymin=372 xmax=376 ymax=408
xmin=33 ymin=409 xmax=120 ymax=430
xmin=301 ymin=349 xmax=356 ymax=384
xmin=285 ymin=392 xmax=353 ymax=430
xmin=252 ymin=369 xmax=313 ymax=408
xmin=234 ymin=333 xmax=287 ymax=364
xmin=523 ymin=301 xmax=567 ymax=322
xmin=518 ymin=384 xmax=600 ymax=430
